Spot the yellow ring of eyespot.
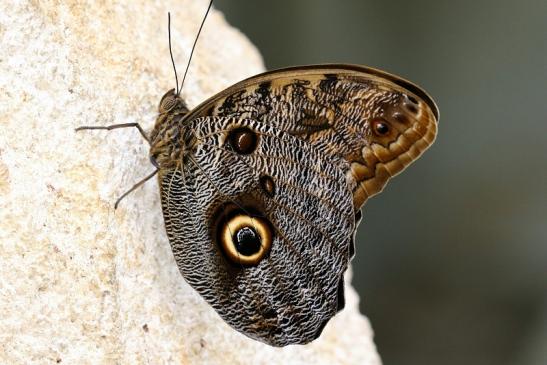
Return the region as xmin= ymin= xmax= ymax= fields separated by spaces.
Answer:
xmin=219 ymin=214 xmax=272 ymax=265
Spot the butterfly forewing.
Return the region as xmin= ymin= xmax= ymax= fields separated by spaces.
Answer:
xmin=184 ymin=64 xmax=438 ymax=209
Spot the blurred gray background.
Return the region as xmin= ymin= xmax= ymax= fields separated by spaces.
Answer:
xmin=215 ymin=1 xmax=547 ymax=364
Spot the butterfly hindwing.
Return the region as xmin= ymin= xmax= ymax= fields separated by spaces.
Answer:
xmin=158 ymin=116 xmax=355 ymax=346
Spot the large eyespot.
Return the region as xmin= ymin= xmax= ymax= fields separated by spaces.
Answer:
xmin=372 ymin=119 xmax=391 ymax=136
xmin=228 ymin=127 xmax=258 ymax=155
xmin=219 ymin=214 xmax=272 ymax=265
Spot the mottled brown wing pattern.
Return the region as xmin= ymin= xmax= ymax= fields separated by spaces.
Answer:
xmin=158 ymin=116 xmax=355 ymax=346
xmin=185 ymin=65 xmax=439 ymax=210
xmin=147 ymin=64 xmax=438 ymax=346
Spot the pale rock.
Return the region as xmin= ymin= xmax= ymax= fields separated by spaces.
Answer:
xmin=0 ymin=1 xmax=381 ymax=364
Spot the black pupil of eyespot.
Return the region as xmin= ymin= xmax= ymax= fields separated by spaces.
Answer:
xmin=376 ymin=122 xmax=389 ymax=135
xmin=233 ymin=226 xmax=261 ymax=256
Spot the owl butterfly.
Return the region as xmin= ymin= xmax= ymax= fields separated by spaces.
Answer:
xmin=77 ymin=2 xmax=438 ymax=347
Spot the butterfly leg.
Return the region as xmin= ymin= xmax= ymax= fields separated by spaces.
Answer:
xmin=75 ymin=122 xmax=157 ymax=208
xmin=75 ymin=123 xmax=150 ymax=145
xmin=113 ymin=168 xmax=159 ymax=209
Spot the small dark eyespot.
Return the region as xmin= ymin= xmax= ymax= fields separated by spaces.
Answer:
xmin=372 ymin=119 xmax=390 ymax=136
xmin=259 ymin=175 xmax=275 ymax=197
xmin=228 ymin=127 xmax=258 ymax=154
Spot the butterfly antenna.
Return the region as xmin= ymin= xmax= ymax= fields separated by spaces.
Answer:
xmin=168 ymin=12 xmax=180 ymax=95
xmin=178 ymin=0 xmax=213 ymax=95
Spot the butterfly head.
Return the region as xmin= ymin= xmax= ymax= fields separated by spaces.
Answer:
xmin=158 ymin=88 xmax=189 ymax=115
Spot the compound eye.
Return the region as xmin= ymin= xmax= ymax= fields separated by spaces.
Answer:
xmin=219 ymin=214 xmax=272 ymax=266
xmin=159 ymin=89 xmax=177 ymax=113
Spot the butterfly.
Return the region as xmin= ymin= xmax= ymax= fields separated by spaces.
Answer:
xmin=77 ymin=2 xmax=438 ymax=347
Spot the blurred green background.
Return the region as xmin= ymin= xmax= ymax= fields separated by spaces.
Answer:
xmin=215 ymin=1 xmax=547 ymax=364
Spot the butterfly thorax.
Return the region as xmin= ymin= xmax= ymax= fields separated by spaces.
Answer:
xmin=150 ymin=90 xmax=190 ymax=169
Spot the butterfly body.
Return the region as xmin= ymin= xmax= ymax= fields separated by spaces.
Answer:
xmin=149 ymin=64 xmax=438 ymax=346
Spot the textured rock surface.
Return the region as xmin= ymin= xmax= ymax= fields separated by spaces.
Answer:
xmin=0 ymin=1 xmax=381 ymax=364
